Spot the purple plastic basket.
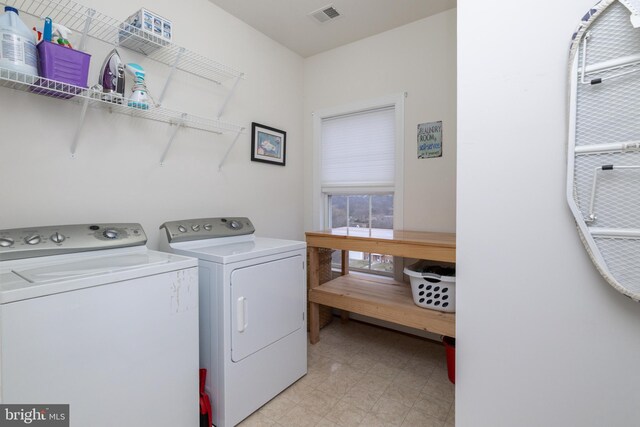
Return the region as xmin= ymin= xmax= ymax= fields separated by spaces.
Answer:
xmin=32 ymin=42 xmax=91 ymax=99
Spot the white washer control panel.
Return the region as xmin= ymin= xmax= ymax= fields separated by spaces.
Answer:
xmin=160 ymin=217 xmax=255 ymax=243
xmin=0 ymin=223 xmax=147 ymax=261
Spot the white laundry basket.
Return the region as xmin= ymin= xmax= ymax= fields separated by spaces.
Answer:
xmin=404 ymin=261 xmax=456 ymax=312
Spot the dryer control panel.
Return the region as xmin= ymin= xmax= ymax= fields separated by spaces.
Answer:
xmin=0 ymin=223 xmax=147 ymax=261
xmin=160 ymin=217 xmax=255 ymax=243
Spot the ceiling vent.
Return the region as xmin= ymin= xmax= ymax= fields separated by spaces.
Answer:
xmin=309 ymin=5 xmax=341 ymax=23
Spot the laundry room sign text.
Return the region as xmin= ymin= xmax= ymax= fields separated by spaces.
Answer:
xmin=417 ymin=121 xmax=443 ymax=159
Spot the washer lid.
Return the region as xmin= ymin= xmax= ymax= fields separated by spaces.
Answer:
xmin=0 ymin=249 xmax=197 ymax=304
xmin=170 ymin=236 xmax=306 ymax=264
xmin=16 ymin=253 xmax=168 ymax=284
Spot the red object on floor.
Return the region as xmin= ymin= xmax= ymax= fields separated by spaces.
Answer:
xmin=443 ymin=336 xmax=455 ymax=384
xmin=200 ymin=369 xmax=212 ymax=427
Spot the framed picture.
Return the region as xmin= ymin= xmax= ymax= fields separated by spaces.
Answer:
xmin=251 ymin=122 xmax=286 ymax=166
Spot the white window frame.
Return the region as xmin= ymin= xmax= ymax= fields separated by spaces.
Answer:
xmin=312 ymin=93 xmax=405 ymax=230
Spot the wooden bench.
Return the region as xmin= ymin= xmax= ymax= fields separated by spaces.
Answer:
xmin=306 ymin=228 xmax=456 ymax=344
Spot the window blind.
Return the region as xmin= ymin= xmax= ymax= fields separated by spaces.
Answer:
xmin=321 ymin=106 xmax=395 ymax=189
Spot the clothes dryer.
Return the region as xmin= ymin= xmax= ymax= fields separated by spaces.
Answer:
xmin=160 ymin=217 xmax=306 ymax=427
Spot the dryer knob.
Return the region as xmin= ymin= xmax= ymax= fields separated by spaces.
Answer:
xmin=25 ymin=234 xmax=41 ymax=245
xmin=191 ymin=225 xmax=200 ymax=232
xmin=0 ymin=237 xmax=14 ymax=247
xmin=50 ymin=232 xmax=65 ymax=244
xmin=203 ymin=224 xmax=212 ymax=231
xmin=103 ymin=229 xmax=118 ymax=239
xmin=228 ymin=220 xmax=242 ymax=230
xmin=178 ymin=225 xmax=187 ymax=233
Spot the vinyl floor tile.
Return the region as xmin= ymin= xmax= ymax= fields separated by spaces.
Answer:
xmin=249 ymin=319 xmax=455 ymax=427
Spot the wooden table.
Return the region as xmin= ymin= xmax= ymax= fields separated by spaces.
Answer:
xmin=306 ymin=228 xmax=456 ymax=344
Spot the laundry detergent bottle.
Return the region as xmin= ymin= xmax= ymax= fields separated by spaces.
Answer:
xmin=0 ymin=6 xmax=38 ymax=76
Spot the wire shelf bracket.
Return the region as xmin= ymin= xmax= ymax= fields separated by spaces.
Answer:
xmin=160 ymin=113 xmax=187 ymax=166
xmin=217 ymin=73 xmax=243 ymax=119
xmin=77 ymin=7 xmax=95 ymax=52
xmin=156 ymin=47 xmax=185 ymax=107
xmin=70 ymin=97 xmax=90 ymax=158
xmin=218 ymin=127 xmax=246 ymax=171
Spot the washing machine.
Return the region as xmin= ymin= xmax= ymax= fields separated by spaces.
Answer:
xmin=0 ymin=223 xmax=199 ymax=427
xmin=160 ymin=217 xmax=307 ymax=427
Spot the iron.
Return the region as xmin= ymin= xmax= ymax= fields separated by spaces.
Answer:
xmin=99 ymin=48 xmax=125 ymax=104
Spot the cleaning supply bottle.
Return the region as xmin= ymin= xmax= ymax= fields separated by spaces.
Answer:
xmin=52 ymin=23 xmax=73 ymax=48
xmin=0 ymin=6 xmax=38 ymax=76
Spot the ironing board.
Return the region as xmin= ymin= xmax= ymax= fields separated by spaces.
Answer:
xmin=568 ymin=0 xmax=640 ymax=300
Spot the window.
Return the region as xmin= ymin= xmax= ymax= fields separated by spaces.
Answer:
xmin=312 ymin=94 xmax=404 ymax=275
xmin=320 ymin=106 xmax=396 ymax=189
xmin=328 ymin=194 xmax=394 ymax=273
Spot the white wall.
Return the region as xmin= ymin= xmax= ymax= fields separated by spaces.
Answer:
xmin=0 ymin=0 xmax=304 ymax=248
xmin=457 ymin=1 xmax=640 ymax=426
xmin=303 ymin=10 xmax=457 ymax=232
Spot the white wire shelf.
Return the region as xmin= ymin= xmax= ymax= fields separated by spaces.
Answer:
xmin=0 ymin=67 xmax=244 ymax=135
xmin=2 ymin=0 xmax=244 ymax=84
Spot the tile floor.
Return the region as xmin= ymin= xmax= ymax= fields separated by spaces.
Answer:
xmin=239 ymin=318 xmax=455 ymax=427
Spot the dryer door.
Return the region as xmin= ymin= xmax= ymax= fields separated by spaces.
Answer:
xmin=230 ymin=255 xmax=304 ymax=362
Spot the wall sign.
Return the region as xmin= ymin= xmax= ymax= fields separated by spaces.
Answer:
xmin=417 ymin=121 xmax=442 ymax=159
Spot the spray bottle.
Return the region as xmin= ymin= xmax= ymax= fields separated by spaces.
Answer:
xmin=52 ymin=23 xmax=73 ymax=48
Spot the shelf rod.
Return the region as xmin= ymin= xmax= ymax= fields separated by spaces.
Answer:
xmin=583 ymin=53 xmax=640 ymax=75
xmin=217 ymin=73 xmax=243 ymax=119
xmin=70 ymin=97 xmax=90 ymax=158
xmin=156 ymin=47 xmax=185 ymax=107
xmin=576 ymin=140 xmax=640 ymax=155
xmin=160 ymin=113 xmax=187 ymax=166
xmin=218 ymin=127 xmax=245 ymax=170
xmin=589 ymin=227 xmax=640 ymax=238
xmin=78 ymin=8 xmax=95 ymax=52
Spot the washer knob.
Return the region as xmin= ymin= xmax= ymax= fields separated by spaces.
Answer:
xmin=25 ymin=234 xmax=41 ymax=245
xmin=228 ymin=220 xmax=241 ymax=230
xmin=0 ymin=237 xmax=14 ymax=247
xmin=178 ymin=225 xmax=187 ymax=233
xmin=50 ymin=232 xmax=65 ymax=244
xmin=203 ymin=224 xmax=212 ymax=231
xmin=191 ymin=225 xmax=200 ymax=232
xmin=103 ymin=229 xmax=118 ymax=239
